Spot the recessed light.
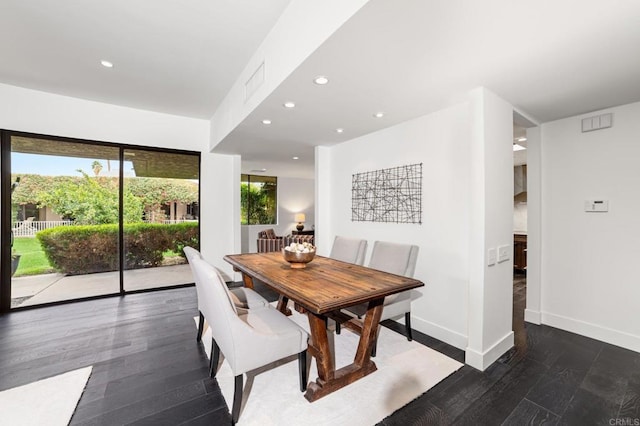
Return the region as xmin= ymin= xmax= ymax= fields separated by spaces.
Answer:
xmin=373 ymin=112 xmax=384 ymax=118
xmin=517 ymin=137 xmax=527 ymax=142
xmin=336 ymin=128 xmax=344 ymax=133
xmin=283 ymin=101 xmax=296 ymax=108
xmin=513 ymin=144 xmax=526 ymax=151
xmin=100 ymin=60 xmax=113 ymax=68
xmin=292 ymin=156 xmax=299 ymax=160
xmin=262 ymin=119 xmax=272 ymax=125
xmin=250 ymin=168 xmax=267 ymax=173
xmin=313 ymin=76 xmax=329 ymax=85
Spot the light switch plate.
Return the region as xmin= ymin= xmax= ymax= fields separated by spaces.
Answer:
xmin=488 ymin=248 xmax=496 ymax=266
xmin=497 ymin=245 xmax=510 ymax=263
xmin=584 ymin=200 xmax=609 ymax=212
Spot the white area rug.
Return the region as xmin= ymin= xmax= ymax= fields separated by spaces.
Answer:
xmin=0 ymin=366 xmax=92 ymax=426
xmin=195 ymin=308 xmax=463 ymax=425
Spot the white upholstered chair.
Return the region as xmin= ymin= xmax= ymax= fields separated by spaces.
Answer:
xmin=343 ymin=241 xmax=419 ymax=355
xmin=329 ymin=236 xmax=368 ymax=265
xmin=183 ymin=246 xmax=269 ymax=342
xmin=190 ymin=256 xmax=308 ymax=425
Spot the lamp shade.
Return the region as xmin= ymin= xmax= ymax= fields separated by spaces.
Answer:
xmin=294 ymin=213 xmax=306 ymax=223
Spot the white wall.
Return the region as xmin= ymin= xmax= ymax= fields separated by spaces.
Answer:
xmin=318 ymin=102 xmax=472 ymax=350
xmin=241 ymin=176 xmax=314 ymax=253
xmin=540 ymin=101 xmax=640 ymax=352
xmin=465 ymin=88 xmax=515 ymax=370
xmin=0 ymin=83 xmax=239 ymax=277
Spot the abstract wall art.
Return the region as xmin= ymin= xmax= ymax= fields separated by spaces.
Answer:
xmin=351 ymin=163 xmax=422 ymax=224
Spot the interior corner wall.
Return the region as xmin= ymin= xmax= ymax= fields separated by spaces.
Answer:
xmin=319 ymin=103 xmax=472 ymax=350
xmin=0 ymin=83 xmax=238 ymax=279
xmin=540 ymin=101 xmax=640 ymax=352
xmin=241 ymin=176 xmax=315 ymax=253
xmin=465 ymin=88 xmax=515 ymax=370
xmin=200 ymin=153 xmax=241 ymax=278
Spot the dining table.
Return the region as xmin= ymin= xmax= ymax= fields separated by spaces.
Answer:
xmin=223 ymin=251 xmax=424 ymax=402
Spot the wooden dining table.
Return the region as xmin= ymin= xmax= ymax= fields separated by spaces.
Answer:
xmin=223 ymin=252 xmax=424 ymax=402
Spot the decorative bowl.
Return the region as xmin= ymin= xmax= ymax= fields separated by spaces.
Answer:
xmin=282 ymin=247 xmax=315 ymax=269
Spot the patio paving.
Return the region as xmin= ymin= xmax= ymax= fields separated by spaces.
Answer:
xmin=11 ymin=264 xmax=193 ymax=308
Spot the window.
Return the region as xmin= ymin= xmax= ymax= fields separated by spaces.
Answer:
xmin=241 ymin=174 xmax=277 ymax=225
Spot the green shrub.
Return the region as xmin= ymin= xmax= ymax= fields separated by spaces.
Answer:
xmin=166 ymin=222 xmax=200 ymax=257
xmin=37 ymin=222 xmax=199 ymax=275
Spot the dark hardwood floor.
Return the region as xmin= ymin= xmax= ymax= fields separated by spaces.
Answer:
xmin=0 ymin=276 xmax=638 ymax=425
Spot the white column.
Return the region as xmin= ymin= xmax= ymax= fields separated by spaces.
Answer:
xmin=466 ymin=87 xmax=515 ymax=370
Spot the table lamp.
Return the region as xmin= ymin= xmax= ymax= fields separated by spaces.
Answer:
xmin=295 ymin=213 xmax=306 ymax=231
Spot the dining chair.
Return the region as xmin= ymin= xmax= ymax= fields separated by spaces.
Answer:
xmin=329 ymin=235 xmax=368 ymax=265
xmin=183 ymin=246 xmax=269 ymax=343
xmin=190 ymin=256 xmax=308 ymax=425
xmin=343 ymin=241 xmax=419 ymax=355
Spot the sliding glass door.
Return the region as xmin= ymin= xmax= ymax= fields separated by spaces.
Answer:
xmin=7 ymin=135 xmax=121 ymax=308
xmin=122 ymin=148 xmax=199 ymax=292
xmin=1 ymin=131 xmax=200 ymax=311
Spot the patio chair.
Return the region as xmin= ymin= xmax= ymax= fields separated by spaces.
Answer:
xmin=183 ymin=246 xmax=269 ymax=342
xmin=190 ymin=256 xmax=308 ymax=425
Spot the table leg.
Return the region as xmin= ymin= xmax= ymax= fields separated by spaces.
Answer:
xmin=355 ymin=298 xmax=384 ymax=366
xmin=241 ymin=273 xmax=254 ymax=289
xmin=276 ymin=295 xmax=292 ymax=316
xmin=304 ymin=298 xmax=383 ymax=402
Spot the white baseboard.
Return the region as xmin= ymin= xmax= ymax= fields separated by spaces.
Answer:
xmin=465 ymin=331 xmax=514 ymax=371
xmin=524 ymin=308 xmax=541 ymax=325
xmin=542 ymin=311 xmax=640 ymax=353
xmin=411 ymin=316 xmax=468 ymax=350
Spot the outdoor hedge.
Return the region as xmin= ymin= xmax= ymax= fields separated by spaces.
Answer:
xmin=37 ymin=222 xmax=199 ymax=275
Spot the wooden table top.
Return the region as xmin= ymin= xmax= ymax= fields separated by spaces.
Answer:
xmin=224 ymin=252 xmax=424 ymax=315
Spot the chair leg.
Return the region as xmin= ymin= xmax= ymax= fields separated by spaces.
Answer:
xmin=210 ymin=338 xmax=220 ymax=378
xmin=335 ymin=322 xmax=341 ymax=334
xmin=405 ymin=312 xmax=413 ymax=341
xmin=232 ymin=374 xmax=243 ymax=425
xmin=298 ymin=350 xmax=307 ymax=392
xmin=196 ymin=312 xmax=205 ymax=342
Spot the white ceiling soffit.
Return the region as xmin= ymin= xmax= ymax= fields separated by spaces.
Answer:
xmin=215 ymin=0 xmax=640 ymax=175
xmin=0 ymin=0 xmax=292 ymax=118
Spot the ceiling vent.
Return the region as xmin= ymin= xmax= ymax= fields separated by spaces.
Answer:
xmin=245 ymin=62 xmax=265 ymax=102
xmin=582 ymin=113 xmax=613 ymax=132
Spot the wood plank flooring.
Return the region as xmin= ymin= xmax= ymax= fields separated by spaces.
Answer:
xmin=0 ymin=276 xmax=638 ymax=425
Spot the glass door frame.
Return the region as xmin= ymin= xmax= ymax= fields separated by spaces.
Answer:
xmin=0 ymin=129 xmax=201 ymax=313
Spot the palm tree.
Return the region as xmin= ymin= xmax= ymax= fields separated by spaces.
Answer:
xmin=92 ymin=160 xmax=103 ymax=176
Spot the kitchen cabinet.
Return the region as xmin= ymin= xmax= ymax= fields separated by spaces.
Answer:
xmin=513 ymin=234 xmax=527 ymax=272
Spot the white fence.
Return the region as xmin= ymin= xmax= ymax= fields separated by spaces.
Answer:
xmin=12 ymin=220 xmax=73 ymax=237
xmin=12 ymin=219 xmax=199 ymax=237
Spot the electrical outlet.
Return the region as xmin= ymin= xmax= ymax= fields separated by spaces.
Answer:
xmin=497 ymin=245 xmax=510 ymax=263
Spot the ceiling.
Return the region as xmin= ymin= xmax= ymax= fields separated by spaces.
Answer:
xmin=0 ymin=0 xmax=291 ymax=119
xmin=214 ymin=0 xmax=640 ymax=177
xmin=3 ymin=1 xmax=640 ymax=178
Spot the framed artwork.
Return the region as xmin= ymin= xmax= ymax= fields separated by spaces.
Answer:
xmin=351 ymin=163 xmax=422 ymax=224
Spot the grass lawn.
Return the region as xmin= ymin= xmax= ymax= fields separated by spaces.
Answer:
xmin=13 ymin=237 xmax=56 ymax=277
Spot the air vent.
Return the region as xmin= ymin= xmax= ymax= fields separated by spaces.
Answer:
xmin=582 ymin=113 xmax=613 ymax=132
xmin=245 ymin=62 xmax=265 ymax=102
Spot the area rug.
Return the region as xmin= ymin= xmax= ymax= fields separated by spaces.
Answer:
xmin=195 ymin=307 xmax=463 ymax=425
xmin=0 ymin=366 xmax=92 ymax=426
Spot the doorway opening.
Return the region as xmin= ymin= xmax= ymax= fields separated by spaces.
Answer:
xmin=512 ymin=111 xmax=535 ymax=346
